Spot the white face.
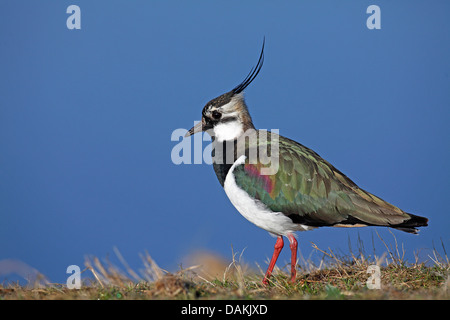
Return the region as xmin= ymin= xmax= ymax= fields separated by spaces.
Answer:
xmin=211 ymin=95 xmax=245 ymax=142
xmin=213 ymin=120 xmax=244 ymax=142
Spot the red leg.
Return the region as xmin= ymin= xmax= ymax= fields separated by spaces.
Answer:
xmin=262 ymin=236 xmax=284 ymax=285
xmin=287 ymin=233 xmax=298 ymax=283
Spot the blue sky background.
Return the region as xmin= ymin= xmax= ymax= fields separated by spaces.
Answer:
xmin=1 ymin=1 xmax=449 ymax=284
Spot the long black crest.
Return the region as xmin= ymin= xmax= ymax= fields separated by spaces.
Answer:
xmin=231 ymin=38 xmax=265 ymax=94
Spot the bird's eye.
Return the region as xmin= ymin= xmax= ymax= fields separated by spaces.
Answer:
xmin=212 ymin=110 xmax=221 ymax=120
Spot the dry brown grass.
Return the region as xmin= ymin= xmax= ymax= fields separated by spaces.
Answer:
xmin=1 ymin=236 xmax=448 ymax=300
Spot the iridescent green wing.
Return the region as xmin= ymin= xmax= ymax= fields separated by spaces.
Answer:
xmin=233 ymin=131 xmax=411 ymax=227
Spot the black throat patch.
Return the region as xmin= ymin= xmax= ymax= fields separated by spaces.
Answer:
xmin=211 ymin=139 xmax=238 ymax=187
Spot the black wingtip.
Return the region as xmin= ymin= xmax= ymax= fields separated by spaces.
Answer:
xmin=392 ymin=213 xmax=428 ymax=234
xmin=231 ymin=37 xmax=265 ymax=94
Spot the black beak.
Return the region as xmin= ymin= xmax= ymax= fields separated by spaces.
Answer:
xmin=185 ymin=120 xmax=204 ymax=137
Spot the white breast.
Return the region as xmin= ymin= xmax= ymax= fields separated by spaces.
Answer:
xmin=223 ymin=155 xmax=311 ymax=236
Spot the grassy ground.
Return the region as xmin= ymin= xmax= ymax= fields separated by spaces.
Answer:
xmin=1 ymin=237 xmax=449 ymax=300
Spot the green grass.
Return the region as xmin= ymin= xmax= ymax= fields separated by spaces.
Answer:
xmin=1 ymin=236 xmax=449 ymax=300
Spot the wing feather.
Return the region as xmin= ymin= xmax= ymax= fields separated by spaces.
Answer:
xmin=232 ymin=131 xmax=412 ymax=228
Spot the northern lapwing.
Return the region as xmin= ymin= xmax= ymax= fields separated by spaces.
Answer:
xmin=185 ymin=40 xmax=428 ymax=285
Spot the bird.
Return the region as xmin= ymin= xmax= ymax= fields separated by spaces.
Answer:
xmin=184 ymin=40 xmax=428 ymax=285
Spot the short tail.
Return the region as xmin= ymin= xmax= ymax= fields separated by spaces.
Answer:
xmin=391 ymin=213 xmax=428 ymax=234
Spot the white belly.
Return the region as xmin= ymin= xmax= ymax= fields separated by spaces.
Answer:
xmin=223 ymin=155 xmax=311 ymax=236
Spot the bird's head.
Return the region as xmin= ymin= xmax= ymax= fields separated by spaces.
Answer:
xmin=185 ymin=39 xmax=264 ymax=142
